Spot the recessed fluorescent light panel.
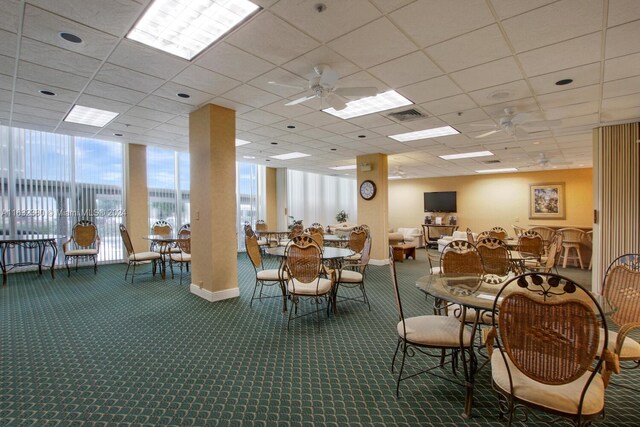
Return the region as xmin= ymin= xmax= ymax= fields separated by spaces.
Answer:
xmin=323 ymin=90 xmax=412 ymax=120
xmin=476 ymin=168 xmax=518 ymax=174
xmin=64 ymin=105 xmax=119 ymax=127
xmin=440 ymin=151 xmax=493 ymax=160
xmin=235 ymin=139 xmax=251 ymax=146
xmin=388 ymin=175 xmax=403 ymax=180
xmin=330 ymin=165 xmax=357 ymax=170
xmin=389 ymin=126 xmax=459 ymax=142
xmin=270 ymin=152 xmax=310 ymax=160
xmin=127 ymin=0 xmax=260 ymax=60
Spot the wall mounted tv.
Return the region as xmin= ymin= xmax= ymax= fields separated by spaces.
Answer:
xmin=424 ymin=191 xmax=457 ymax=213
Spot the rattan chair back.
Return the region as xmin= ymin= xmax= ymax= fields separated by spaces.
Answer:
xmin=245 ymin=233 xmax=263 ymax=269
xmin=489 ymin=226 xmax=508 ymax=240
xmin=348 ymin=226 xmax=367 ymax=253
xmin=512 ymin=225 xmax=527 ymax=237
xmin=119 ymin=224 xmax=134 ymax=257
xmin=152 ymin=220 xmax=172 ymax=235
xmin=359 ymin=224 xmax=370 ymax=235
xmin=518 ymin=230 xmax=544 ymax=259
xmin=466 ymin=228 xmax=475 ymax=244
xmin=558 ymin=227 xmax=585 ymax=244
xmin=476 ymin=230 xmax=491 ymax=241
xmin=529 ymin=226 xmax=557 ymax=246
xmin=178 ymin=223 xmax=190 ymax=233
xmin=310 ymin=222 xmax=323 ymax=230
xmin=72 ymin=220 xmax=98 ymax=247
xmin=285 ymin=235 xmax=322 ymax=284
xmin=493 ymin=273 xmax=605 ymax=385
xmin=305 ymin=229 xmax=324 ymax=247
xmin=603 ymin=254 xmax=640 ymax=327
xmin=244 ymin=223 xmax=255 ymax=238
xmin=255 ymin=220 xmax=267 ymax=232
xmin=476 ymin=237 xmax=510 ymax=276
xmin=440 ymin=240 xmax=482 ymax=275
xmin=176 ymin=229 xmax=191 ymax=254
xmin=288 ymin=223 xmax=304 ymax=239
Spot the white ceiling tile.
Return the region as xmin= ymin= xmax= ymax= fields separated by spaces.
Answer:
xmin=420 ymin=94 xmax=477 ymax=116
xmin=94 ymin=63 xmax=164 ymax=93
xmin=114 ymin=114 xmax=163 ymax=129
xmin=605 ymin=20 xmax=640 ymax=59
xmin=608 ymin=0 xmax=640 ymax=27
xmin=528 ymin=62 xmax=601 ymax=95
xmin=13 ymin=91 xmax=71 ymax=113
xmin=270 ymin=0 xmax=380 ymax=43
xmin=603 ymin=75 xmax=640 ymax=99
xmin=138 ymin=95 xmax=193 ymax=115
xmin=153 ymin=82 xmax=215 ymax=106
xmin=208 ymin=97 xmax=254 ymax=114
xmin=10 ymin=112 xmax=57 ymax=128
xmin=489 ymin=0 xmax=557 ymax=20
xmin=601 ymin=93 xmax=640 ymax=110
xmin=154 ymin=123 xmax=188 ymax=136
xmin=296 ymin=111 xmax=342 ymax=127
xmin=369 ymin=0 xmax=415 ymax=14
xmin=236 ymin=118 xmax=262 ymax=132
xmin=281 ymin=46 xmax=360 ymax=82
xmin=347 ymin=113 xmax=396 ymax=129
xmin=368 ymin=51 xmax=442 ymax=88
xmin=14 ymin=78 xmax=78 ymax=103
xmin=261 ymin=100 xmax=315 ymax=119
xmin=321 ymin=121 xmax=362 ymax=134
xmin=398 ymin=75 xmax=461 ymax=104
xmin=27 ymin=0 xmax=145 ymax=37
xmin=502 ymin=0 xmax=602 ymax=53
xmin=277 ymin=133 xmax=313 ymax=144
xmin=196 ymin=42 xmax=275 ymax=82
xmin=328 ymin=18 xmax=416 ymax=69
xmin=439 ymin=108 xmax=491 ymax=125
xmin=468 ymin=80 xmax=533 ymax=107
xmin=226 ymin=12 xmax=319 ymax=65
xmin=390 ymin=0 xmax=494 ymax=48
xmin=0 ymin=0 xmax=21 ymax=32
xmin=172 ymin=66 xmax=241 ymax=96
xmin=222 ymin=85 xmax=281 ymax=109
xmin=537 ymin=85 xmax=600 ymax=109
xmin=518 ymin=32 xmax=602 ymax=77
xmin=240 ymin=109 xmax=286 ymax=125
xmin=17 ymin=60 xmax=89 ymax=91
xmin=0 ymin=54 xmax=14 ymax=76
xmin=19 ymin=37 xmax=102 ymax=77
xmin=298 ymin=128 xmax=336 ymax=139
xmin=450 ymin=57 xmax=523 ymax=92
xmin=601 ymin=105 xmax=640 ymax=122
xmin=0 ymin=29 xmax=17 ymax=59
xmin=544 ymin=102 xmax=599 ymax=120
xmin=248 ymin=68 xmax=307 ymax=97
xmin=127 ymin=106 xmax=175 ymax=123
xmin=85 ymin=80 xmax=146 ymax=104
xmin=22 ymin=5 xmax=118 ymax=60
xmin=250 ymin=126 xmax=289 ymax=138
xmin=75 ymin=93 xmax=133 ymax=113
xmin=12 ymin=104 xmax=64 ymax=121
xmin=604 ymin=52 xmax=640 ymax=81
xmin=426 ymin=25 xmax=511 ymax=73
xmin=108 ymin=40 xmax=188 ymax=80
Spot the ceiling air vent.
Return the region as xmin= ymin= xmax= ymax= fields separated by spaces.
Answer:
xmin=483 ymin=160 xmax=502 ymax=164
xmin=387 ymin=108 xmax=426 ymax=122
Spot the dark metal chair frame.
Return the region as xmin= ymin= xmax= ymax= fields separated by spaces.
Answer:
xmin=63 ymin=220 xmax=100 ymax=276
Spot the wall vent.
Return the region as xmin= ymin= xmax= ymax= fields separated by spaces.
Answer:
xmin=483 ymin=159 xmax=502 ymax=164
xmin=387 ymin=108 xmax=426 ymax=122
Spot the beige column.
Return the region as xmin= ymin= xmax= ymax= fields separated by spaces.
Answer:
xmin=125 ymin=144 xmax=149 ymax=253
xmin=356 ymin=153 xmax=389 ymax=264
xmin=188 ymin=104 xmax=238 ymax=302
xmin=265 ymin=167 xmax=277 ymax=229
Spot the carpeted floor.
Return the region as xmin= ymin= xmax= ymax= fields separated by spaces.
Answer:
xmin=1 ymin=251 xmax=638 ymax=426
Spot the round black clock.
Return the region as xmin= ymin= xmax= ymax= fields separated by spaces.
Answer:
xmin=359 ymin=180 xmax=376 ymax=200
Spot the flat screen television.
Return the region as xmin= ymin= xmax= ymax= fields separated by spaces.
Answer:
xmin=424 ymin=191 xmax=457 ymax=213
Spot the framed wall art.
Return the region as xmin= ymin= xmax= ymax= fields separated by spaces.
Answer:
xmin=529 ymin=183 xmax=565 ymax=219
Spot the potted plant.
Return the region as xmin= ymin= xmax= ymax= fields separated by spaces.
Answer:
xmin=336 ymin=210 xmax=348 ymax=223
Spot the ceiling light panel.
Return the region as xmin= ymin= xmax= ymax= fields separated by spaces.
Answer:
xmin=439 ymin=150 xmax=493 ymax=160
xmin=389 ymin=126 xmax=460 ymax=142
xmin=64 ymin=105 xmax=119 ymax=127
xmin=330 ymin=165 xmax=357 ymax=170
xmin=270 ymin=152 xmax=310 ymax=160
xmin=127 ymin=0 xmax=260 ymax=61
xmin=475 ymin=168 xmax=518 ymax=174
xmin=323 ymin=90 xmax=412 ymax=120
xmin=235 ymin=139 xmax=251 ymax=146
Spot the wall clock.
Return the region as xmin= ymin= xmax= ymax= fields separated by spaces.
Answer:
xmin=359 ymin=180 xmax=376 ymax=200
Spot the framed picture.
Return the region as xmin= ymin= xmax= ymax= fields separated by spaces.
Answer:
xmin=529 ymin=183 xmax=565 ymax=219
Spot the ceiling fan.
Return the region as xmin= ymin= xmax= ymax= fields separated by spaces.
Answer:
xmin=518 ymin=153 xmax=572 ymax=169
xmin=473 ymin=107 xmax=561 ymax=139
xmin=268 ymin=64 xmax=378 ymax=111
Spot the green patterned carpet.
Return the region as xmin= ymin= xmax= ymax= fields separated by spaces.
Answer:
xmin=1 ymin=254 xmax=638 ymax=426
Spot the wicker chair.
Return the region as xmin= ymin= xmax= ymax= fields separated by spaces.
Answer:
xmin=512 ymin=225 xmax=527 ymax=237
xmin=284 ymin=235 xmax=333 ymax=330
xmin=344 ymin=226 xmax=367 ymax=262
xmin=304 ymin=227 xmax=324 ymax=247
xmin=389 ymin=247 xmax=473 ymax=398
xmin=476 ymin=237 xmax=511 ymax=280
xmin=523 ymin=233 xmax=562 ymax=274
xmin=558 ymin=228 xmax=586 ymax=269
xmin=489 ymin=226 xmax=508 ymax=241
xmin=169 ymin=229 xmax=191 ymax=285
xmin=63 ymin=220 xmax=100 ymax=276
xmin=151 ymin=220 xmax=180 ymax=255
xmin=485 ymin=273 xmax=619 ymax=426
xmin=119 ymin=224 xmax=162 ymax=283
xmin=178 ymin=223 xmax=190 ymax=233
xmin=517 ymin=230 xmax=544 ymax=261
xmin=529 ymin=226 xmax=557 ymax=256
xmin=245 ymin=232 xmax=288 ymax=310
xmin=601 ymin=254 xmax=640 ymax=373
xmin=279 ymin=223 xmax=304 ymax=246
xmin=335 ymin=236 xmax=372 ymax=310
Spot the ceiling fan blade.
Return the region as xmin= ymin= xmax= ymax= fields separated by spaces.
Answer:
xmin=325 ymin=93 xmax=347 ymax=111
xmin=475 ymin=129 xmax=502 ymax=138
xmin=521 ymin=119 xmax=562 ymax=128
xmin=469 ymin=123 xmax=499 ymax=128
xmin=268 ymin=81 xmax=306 ymax=90
xmin=318 ymin=66 xmax=338 ymax=87
xmin=334 ymin=87 xmax=378 ymax=98
xmin=285 ymin=94 xmax=316 ymax=106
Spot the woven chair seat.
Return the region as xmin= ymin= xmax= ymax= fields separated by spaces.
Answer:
xmin=257 ymin=269 xmax=288 ymax=281
xmin=598 ymin=328 xmax=640 ymax=360
xmin=398 ymin=315 xmax=472 ymax=347
xmin=129 ymin=252 xmax=162 ymax=262
xmin=170 ymin=253 xmax=191 ymax=262
xmin=65 ymin=248 xmax=98 ymax=256
xmin=491 ymin=350 xmax=605 ymax=416
xmin=287 ymin=278 xmax=332 ymax=295
xmin=337 ymin=269 xmax=362 ymax=283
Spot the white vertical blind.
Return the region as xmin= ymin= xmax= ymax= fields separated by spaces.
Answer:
xmin=236 ymin=162 xmax=265 ymax=250
xmin=147 ymin=146 xmax=180 ymax=230
xmin=287 ymin=169 xmax=357 ymax=227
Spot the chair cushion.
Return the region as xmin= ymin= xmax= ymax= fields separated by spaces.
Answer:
xmin=170 ymin=253 xmax=191 ymax=262
xmin=257 ymin=238 xmax=268 ymax=246
xmin=398 ymin=315 xmax=472 ymax=347
xmin=344 ymin=253 xmax=362 ymax=262
xmin=598 ymin=328 xmax=640 ymax=360
xmin=338 ymin=269 xmax=363 ymax=283
xmin=491 ymin=350 xmax=605 ymax=416
xmin=287 ymin=277 xmax=332 ymax=295
xmin=65 ymin=248 xmax=98 ymax=256
xmin=158 ymin=246 xmax=181 ymax=254
xmin=447 ymin=303 xmax=492 ymax=324
xmin=129 ymin=252 xmax=162 ymax=262
xmin=257 ymin=269 xmax=288 ymax=281
xmin=430 ymin=266 xmax=442 ymax=275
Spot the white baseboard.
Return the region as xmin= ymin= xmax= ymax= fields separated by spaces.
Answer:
xmin=190 ymin=284 xmax=240 ymax=302
xmin=369 ymin=258 xmax=389 ymax=266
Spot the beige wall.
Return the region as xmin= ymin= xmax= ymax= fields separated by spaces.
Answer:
xmin=265 ymin=167 xmax=277 ymax=229
xmin=357 ymin=153 xmax=389 ymax=261
xmin=389 ymin=168 xmax=593 ymax=234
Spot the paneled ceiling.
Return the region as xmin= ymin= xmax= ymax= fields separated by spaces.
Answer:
xmin=1 ymin=0 xmax=639 ymax=179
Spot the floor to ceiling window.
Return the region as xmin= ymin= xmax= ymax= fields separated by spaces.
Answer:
xmin=0 ymin=125 xmax=125 ymax=265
